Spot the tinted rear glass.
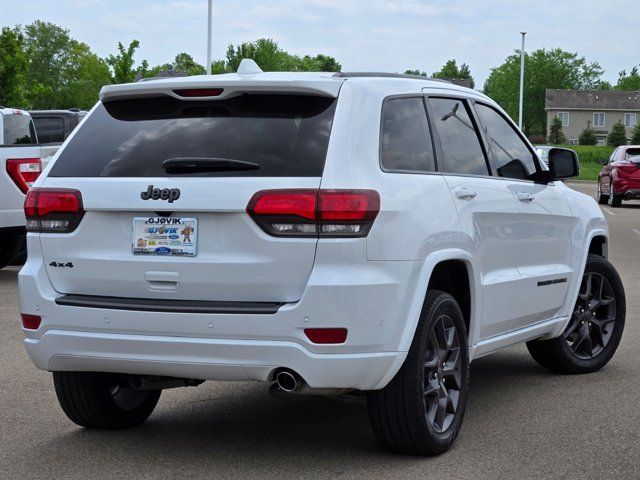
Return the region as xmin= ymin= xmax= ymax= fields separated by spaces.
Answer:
xmin=2 ymin=114 xmax=37 ymax=145
xmin=33 ymin=116 xmax=65 ymax=143
xmin=49 ymin=95 xmax=337 ymax=177
xmin=626 ymin=148 xmax=640 ymax=160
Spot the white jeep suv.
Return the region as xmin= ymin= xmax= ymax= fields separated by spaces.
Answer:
xmin=19 ymin=64 xmax=625 ymax=455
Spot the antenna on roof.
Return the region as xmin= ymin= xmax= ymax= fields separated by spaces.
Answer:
xmin=237 ymin=59 xmax=263 ymax=75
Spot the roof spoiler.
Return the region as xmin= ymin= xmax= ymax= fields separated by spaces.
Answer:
xmin=100 ymin=59 xmax=342 ymax=103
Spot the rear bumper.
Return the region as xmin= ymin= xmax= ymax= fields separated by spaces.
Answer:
xmin=613 ymin=178 xmax=640 ymax=197
xmin=25 ymin=330 xmax=400 ymax=389
xmin=19 ymin=236 xmax=421 ymax=390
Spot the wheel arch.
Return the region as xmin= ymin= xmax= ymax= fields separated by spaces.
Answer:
xmin=373 ymin=249 xmax=479 ymax=389
xmin=548 ymin=229 xmax=610 ymax=339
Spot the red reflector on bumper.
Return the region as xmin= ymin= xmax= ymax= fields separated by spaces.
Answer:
xmin=21 ymin=314 xmax=41 ymax=330
xmin=304 ymin=328 xmax=347 ymax=344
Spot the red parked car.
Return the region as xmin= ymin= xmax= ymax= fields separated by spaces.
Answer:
xmin=598 ymin=145 xmax=640 ymax=207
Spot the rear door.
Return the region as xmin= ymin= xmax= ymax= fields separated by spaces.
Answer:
xmin=40 ymin=93 xmax=338 ymax=303
xmin=427 ymin=97 xmax=523 ymax=340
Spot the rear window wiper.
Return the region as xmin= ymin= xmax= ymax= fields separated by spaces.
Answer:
xmin=162 ymin=157 xmax=260 ymax=174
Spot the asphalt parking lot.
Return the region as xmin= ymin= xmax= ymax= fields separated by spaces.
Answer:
xmin=1 ymin=181 xmax=639 ymax=480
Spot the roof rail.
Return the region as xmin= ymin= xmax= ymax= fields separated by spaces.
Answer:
xmin=332 ymin=72 xmax=452 ymax=84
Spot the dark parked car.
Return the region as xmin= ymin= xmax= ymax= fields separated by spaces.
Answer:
xmin=29 ymin=109 xmax=87 ymax=144
xmin=597 ymin=145 xmax=640 ymax=207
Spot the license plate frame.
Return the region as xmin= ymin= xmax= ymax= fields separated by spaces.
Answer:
xmin=132 ymin=217 xmax=198 ymax=257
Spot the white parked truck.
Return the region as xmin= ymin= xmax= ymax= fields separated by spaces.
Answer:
xmin=0 ymin=108 xmax=58 ymax=268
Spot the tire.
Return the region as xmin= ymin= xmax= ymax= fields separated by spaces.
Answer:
xmin=53 ymin=372 xmax=161 ymax=429
xmin=596 ymin=181 xmax=609 ymax=205
xmin=367 ymin=290 xmax=470 ymax=455
xmin=610 ymin=182 xmax=622 ymax=208
xmin=526 ymin=254 xmax=625 ymax=374
xmin=0 ymin=234 xmax=22 ymax=270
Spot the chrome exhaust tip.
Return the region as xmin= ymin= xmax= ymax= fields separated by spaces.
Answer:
xmin=275 ymin=370 xmax=301 ymax=392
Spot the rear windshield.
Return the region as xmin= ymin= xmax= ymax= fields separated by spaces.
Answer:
xmin=33 ymin=116 xmax=65 ymax=143
xmin=2 ymin=114 xmax=38 ymax=145
xmin=626 ymin=148 xmax=640 ymax=161
xmin=49 ymin=94 xmax=337 ymax=177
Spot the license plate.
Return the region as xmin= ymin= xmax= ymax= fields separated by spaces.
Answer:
xmin=132 ymin=217 xmax=198 ymax=256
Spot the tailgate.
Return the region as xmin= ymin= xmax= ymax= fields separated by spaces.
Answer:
xmin=38 ymin=92 xmax=337 ymax=303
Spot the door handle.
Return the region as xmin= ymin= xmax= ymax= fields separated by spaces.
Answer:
xmin=517 ymin=192 xmax=535 ymax=203
xmin=454 ymin=187 xmax=477 ymax=200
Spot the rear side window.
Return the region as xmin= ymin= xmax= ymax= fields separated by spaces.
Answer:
xmin=33 ymin=117 xmax=65 ymax=143
xmin=428 ymin=98 xmax=488 ymax=176
xmin=380 ymin=97 xmax=435 ymax=172
xmin=2 ymin=114 xmax=37 ymax=145
xmin=49 ymin=95 xmax=337 ymax=177
xmin=475 ymin=103 xmax=537 ymax=180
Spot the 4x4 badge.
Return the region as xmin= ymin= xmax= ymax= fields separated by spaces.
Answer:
xmin=140 ymin=185 xmax=181 ymax=203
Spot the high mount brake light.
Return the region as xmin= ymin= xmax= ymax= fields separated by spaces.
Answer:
xmin=247 ymin=189 xmax=380 ymax=237
xmin=173 ymin=88 xmax=224 ymax=97
xmin=6 ymin=158 xmax=42 ymax=193
xmin=24 ymin=188 xmax=84 ymax=233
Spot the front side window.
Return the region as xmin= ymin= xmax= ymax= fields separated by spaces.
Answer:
xmin=428 ymin=98 xmax=488 ymax=176
xmin=557 ymin=112 xmax=569 ymax=126
xmin=475 ymin=103 xmax=537 ymax=180
xmin=593 ymin=112 xmax=605 ymax=128
xmin=624 ymin=113 xmax=637 ymax=127
xmin=380 ymin=97 xmax=435 ymax=172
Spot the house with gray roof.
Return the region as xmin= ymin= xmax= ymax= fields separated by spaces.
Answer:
xmin=545 ymin=89 xmax=640 ymax=145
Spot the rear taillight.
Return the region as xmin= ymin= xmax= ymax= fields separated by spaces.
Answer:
xmin=6 ymin=158 xmax=42 ymax=193
xmin=247 ymin=189 xmax=380 ymax=237
xmin=24 ymin=188 xmax=84 ymax=233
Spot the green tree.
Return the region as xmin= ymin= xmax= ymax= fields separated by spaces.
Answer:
xmin=210 ymin=59 xmax=228 ymax=74
xmin=0 ymin=27 xmax=28 ymax=107
xmin=62 ymin=42 xmax=111 ymax=109
xmin=174 ymin=52 xmax=205 ymax=75
xmin=432 ymin=59 xmax=475 ymax=88
xmin=21 ymin=21 xmax=110 ymax=109
xmin=578 ymin=127 xmax=597 ymax=146
xmin=548 ymin=116 xmax=567 ymax=144
xmin=404 ymin=69 xmax=428 ymax=76
xmin=223 ymin=38 xmax=340 ymax=73
xmin=607 ymin=121 xmax=628 ymax=147
xmin=297 ymin=54 xmax=341 ymax=72
xmin=483 ymin=48 xmax=604 ymax=136
xmin=615 ymin=66 xmax=640 ymax=90
xmin=22 ymin=21 xmax=75 ymax=108
xmin=106 ymin=40 xmax=146 ymax=83
xmin=631 ymin=122 xmax=640 ymax=145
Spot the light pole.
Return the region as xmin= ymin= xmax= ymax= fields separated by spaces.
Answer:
xmin=518 ymin=32 xmax=526 ymax=130
xmin=206 ymin=0 xmax=212 ymax=75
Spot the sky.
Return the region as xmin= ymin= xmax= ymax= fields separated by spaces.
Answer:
xmin=2 ymin=0 xmax=637 ymax=87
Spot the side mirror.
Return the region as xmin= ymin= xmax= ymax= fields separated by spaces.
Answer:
xmin=547 ymin=147 xmax=579 ymax=180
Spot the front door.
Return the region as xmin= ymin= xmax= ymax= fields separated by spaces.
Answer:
xmin=473 ymin=102 xmax=574 ymax=329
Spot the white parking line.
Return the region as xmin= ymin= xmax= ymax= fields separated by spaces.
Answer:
xmin=602 ymin=208 xmax=616 ymax=216
xmin=633 ymin=229 xmax=640 ymax=237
